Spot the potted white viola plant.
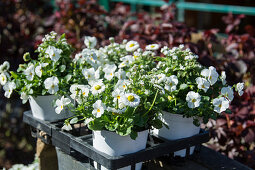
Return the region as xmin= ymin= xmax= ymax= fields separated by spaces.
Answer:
xmin=0 ymin=32 xmax=75 ymax=122
xmin=150 ymin=45 xmax=244 ymax=156
xmin=59 ymin=38 xmax=162 ymax=170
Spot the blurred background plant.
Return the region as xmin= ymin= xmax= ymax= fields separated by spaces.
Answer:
xmin=0 ymin=0 xmax=254 ymax=169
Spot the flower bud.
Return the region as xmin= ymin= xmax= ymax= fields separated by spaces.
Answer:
xmin=23 ymin=52 xmax=31 ymax=61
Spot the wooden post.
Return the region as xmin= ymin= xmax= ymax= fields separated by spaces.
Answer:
xmin=36 ymin=138 xmax=58 ymax=170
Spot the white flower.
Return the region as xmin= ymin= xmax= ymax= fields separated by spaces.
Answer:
xmin=70 ymin=84 xmax=79 ymax=100
xmin=120 ymin=55 xmax=134 ymax=65
xmin=236 ymin=82 xmax=244 ymax=96
xmin=221 ymin=86 xmax=234 ymax=101
xmin=146 ymin=44 xmax=159 ymax=51
xmin=35 ymin=63 xmax=48 ymax=77
xmin=55 ymin=96 xmax=71 ymax=114
xmin=201 ymin=66 xmax=219 ymax=85
xmin=115 ymin=79 xmax=130 ymax=91
xmin=121 ymin=93 xmax=140 ymax=108
xmin=45 ymin=46 xmax=62 ymax=62
xmin=24 ymin=64 xmax=35 ymax=81
xmin=0 ymin=73 xmax=7 ymax=85
xmin=90 ymin=80 xmax=105 ymax=95
xmin=107 ymin=107 xmax=126 ymax=114
xmin=221 ymin=71 xmax=226 ymax=85
xmin=82 ymin=68 xmax=100 ymax=81
xmin=115 ymin=69 xmax=126 ymax=80
xmin=84 ymin=118 xmax=94 ymax=125
xmin=133 ymin=51 xmax=141 ymax=60
xmin=103 ymin=64 xmax=117 ymax=80
xmin=3 ymin=81 xmax=16 ymax=98
xmin=92 ymin=100 xmax=106 ymax=118
xmin=184 ymin=55 xmax=196 ymax=60
xmin=112 ymin=89 xmax=124 ymax=103
xmin=155 ymin=73 xmax=166 ymax=84
xmin=0 ymin=61 xmax=10 ymax=73
xmin=44 ymin=76 xmax=59 ymax=94
xmin=20 ymin=92 xmax=29 ymax=104
xmin=79 ymin=85 xmax=90 ymax=98
xmin=212 ymin=97 xmax=229 ymax=113
xmin=196 ymin=77 xmax=210 ymax=93
xmin=62 ymin=124 xmax=72 ymax=131
xmin=84 ymin=36 xmax=97 ymax=48
xmin=125 ymin=41 xmax=139 ymax=52
xmin=186 ymin=91 xmax=201 ymax=108
xmin=164 ymin=75 xmax=178 ymax=92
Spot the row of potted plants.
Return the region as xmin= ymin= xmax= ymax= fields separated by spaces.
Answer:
xmin=0 ymin=32 xmax=244 ymax=170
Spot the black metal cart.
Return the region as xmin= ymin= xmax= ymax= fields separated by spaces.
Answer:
xmin=23 ymin=111 xmax=251 ymax=170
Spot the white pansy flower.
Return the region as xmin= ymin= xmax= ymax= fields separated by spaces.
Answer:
xmin=156 ymin=73 xmax=166 ymax=84
xmin=0 ymin=73 xmax=7 ymax=85
xmin=115 ymin=79 xmax=130 ymax=91
xmin=0 ymin=61 xmax=10 ymax=73
xmin=84 ymin=36 xmax=97 ymax=48
xmin=62 ymin=124 xmax=72 ymax=131
xmin=90 ymin=80 xmax=105 ymax=95
xmin=3 ymin=81 xmax=16 ymax=98
xmin=221 ymin=71 xmax=226 ymax=85
xmin=125 ymin=40 xmax=139 ymax=52
xmin=45 ymin=46 xmax=62 ymax=62
xmin=196 ymin=77 xmax=210 ymax=93
xmin=70 ymin=84 xmax=79 ymax=100
xmin=107 ymin=107 xmax=126 ymax=114
xmin=201 ymin=66 xmax=219 ymax=85
xmin=121 ymin=93 xmax=140 ymax=107
xmin=20 ymin=92 xmax=29 ymax=104
xmin=221 ymin=86 xmax=234 ymax=101
xmin=115 ymin=69 xmax=126 ymax=80
xmin=186 ymin=91 xmax=201 ymax=108
xmin=35 ymin=63 xmax=48 ymax=77
xmin=212 ymin=97 xmax=229 ymax=113
xmin=112 ymin=89 xmax=124 ymax=103
xmin=120 ymin=55 xmax=134 ymax=65
xmin=44 ymin=76 xmax=59 ymax=94
xmin=164 ymin=75 xmax=178 ymax=92
xmin=24 ymin=64 xmax=35 ymax=81
xmin=79 ymin=85 xmax=90 ymax=98
xmin=236 ymin=82 xmax=244 ymax=96
xmin=55 ymin=96 xmax=71 ymax=114
xmin=82 ymin=68 xmax=100 ymax=81
xmin=146 ymin=44 xmax=159 ymax=51
xmin=103 ymin=64 xmax=117 ymax=80
xmin=92 ymin=100 xmax=106 ymax=118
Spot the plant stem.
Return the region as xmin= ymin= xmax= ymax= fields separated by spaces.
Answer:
xmin=143 ymin=89 xmax=159 ymax=117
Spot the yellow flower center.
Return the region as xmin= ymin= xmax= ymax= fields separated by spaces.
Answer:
xmin=202 ymin=84 xmax=205 ymax=88
xmin=123 ymin=85 xmax=126 ymax=88
xmin=97 ymin=109 xmax=100 ymax=112
xmin=218 ymin=104 xmax=222 ymax=108
xmin=129 ymin=43 xmax=134 ymax=47
xmin=83 ymin=92 xmax=86 ymax=95
xmin=134 ymin=55 xmax=139 ymax=59
xmin=61 ymin=105 xmax=63 ymax=109
xmin=128 ymin=95 xmax=135 ymax=102
xmin=168 ymin=96 xmax=173 ymax=100
xmin=53 ymin=53 xmax=55 ymax=57
xmin=2 ymin=77 xmax=5 ymax=81
xmin=169 ymin=82 xmax=173 ymax=86
xmin=151 ymin=45 xmax=155 ymax=48
xmin=51 ymin=84 xmax=55 ymax=88
xmin=110 ymin=73 xmax=113 ymax=76
xmin=88 ymin=74 xmax=91 ymax=78
xmin=192 ymin=99 xmax=196 ymax=103
xmin=30 ymin=72 xmax=33 ymax=76
xmin=209 ymin=76 xmax=212 ymax=80
xmin=95 ymin=85 xmax=101 ymax=90
xmin=117 ymin=95 xmax=120 ymax=99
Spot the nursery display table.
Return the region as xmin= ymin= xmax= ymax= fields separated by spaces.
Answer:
xmin=23 ymin=111 xmax=251 ymax=170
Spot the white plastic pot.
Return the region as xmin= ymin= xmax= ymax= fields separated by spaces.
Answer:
xmin=93 ymin=130 xmax=149 ymax=170
xmin=29 ymin=95 xmax=73 ymax=122
xmin=153 ymin=111 xmax=201 ymax=157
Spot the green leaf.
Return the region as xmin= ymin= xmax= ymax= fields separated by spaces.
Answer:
xmin=180 ymin=84 xmax=188 ymax=90
xmin=130 ymin=131 xmax=138 ymax=140
xmin=70 ymin=117 xmax=78 ymax=124
xmin=151 ymin=119 xmax=163 ymax=129
xmin=10 ymin=71 xmax=18 ymax=79
xmin=225 ymin=109 xmax=232 ymax=114
xmin=60 ymin=65 xmax=66 ymax=72
xmin=64 ymin=74 xmax=72 ymax=82
xmin=88 ymin=119 xmax=104 ymax=130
